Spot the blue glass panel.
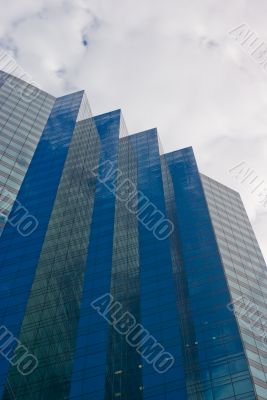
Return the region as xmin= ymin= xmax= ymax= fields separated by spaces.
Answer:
xmin=129 ymin=130 xmax=186 ymax=399
xmin=164 ymin=147 xmax=255 ymax=398
xmin=0 ymin=91 xmax=83 ymax=397
xmin=70 ymin=110 xmax=121 ymax=400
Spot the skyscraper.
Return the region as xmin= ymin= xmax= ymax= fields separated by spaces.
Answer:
xmin=0 ymin=71 xmax=266 ymax=399
xmin=201 ymin=174 xmax=267 ymax=399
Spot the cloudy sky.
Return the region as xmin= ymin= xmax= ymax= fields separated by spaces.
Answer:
xmin=1 ymin=0 xmax=267 ymax=258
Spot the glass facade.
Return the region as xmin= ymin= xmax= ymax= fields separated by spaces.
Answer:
xmin=0 ymin=72 xmax=266 ymax=399
xmin=201 ymin=174 xmax=267 ymax=400
xmin=0 ymin=71 xmax=55 ymax=235
xmin=2 ymin=92 xmax=100 ymax=399
xmin=162 ymin=149 xmax=256 ymax=399
xmin=70 ymin=110 xmax=123 ymax=400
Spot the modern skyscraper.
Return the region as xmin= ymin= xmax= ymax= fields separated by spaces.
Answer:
xmin=201 ymin=174 xmax=267 ymax=400
xmin=0 ymin=71 xmax=266 ymax=399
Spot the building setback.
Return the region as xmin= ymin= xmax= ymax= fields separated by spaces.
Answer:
xmin=0 ymin=71 xmax=266 ymax=399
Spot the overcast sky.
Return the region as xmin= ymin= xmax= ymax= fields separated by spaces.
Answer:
xmin=1 ymin=0 xmax=267 ymax=259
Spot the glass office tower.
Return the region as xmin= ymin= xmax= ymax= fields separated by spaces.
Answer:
xmin=201 ymin=175 xmax=267 ymax=400
xmin=0 ymin=72 xmax=266 ymax=399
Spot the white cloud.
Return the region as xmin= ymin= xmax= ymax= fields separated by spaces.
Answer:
xmin=0 ymin=0 xmax=267 ymax=259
